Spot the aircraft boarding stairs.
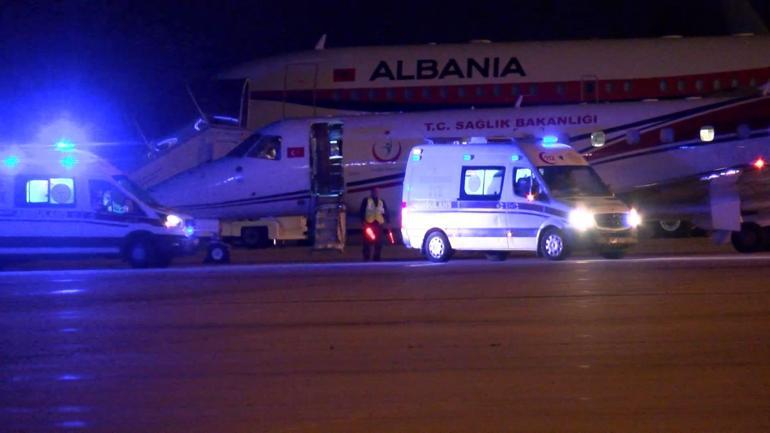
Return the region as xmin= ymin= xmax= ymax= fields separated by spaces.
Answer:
xmin=312 ymin=196 xmax=346 ymax=251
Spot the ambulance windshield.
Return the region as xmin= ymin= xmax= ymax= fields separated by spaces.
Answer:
xmin=538 ymin=166 xmax=611 ymax=197
xmin=113 ymin=175 xmax=162 ymax=207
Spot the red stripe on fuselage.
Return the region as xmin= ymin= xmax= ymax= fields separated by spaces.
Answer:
xmin=252 ymin=66 xmax=770 ymax=108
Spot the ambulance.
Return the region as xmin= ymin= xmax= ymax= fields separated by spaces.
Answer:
xmin=401 ymin=141 xmax=641 ymax=262
xmin=0 ymin=146 xmax=196 ymax=268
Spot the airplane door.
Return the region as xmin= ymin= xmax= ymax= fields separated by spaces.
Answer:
xmin=310 ymin=122 xmax=344 ymax=197
xmin=284 ymin=63 xmax=318 ymax=119
xmin=581 ymin=75 xmax=599 ymax=103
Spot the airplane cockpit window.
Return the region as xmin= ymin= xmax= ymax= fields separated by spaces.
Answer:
xmin=247 ymin=135 xmax=282 ymax=160
xmin=227 ymin=133 xmax=263 ymax=157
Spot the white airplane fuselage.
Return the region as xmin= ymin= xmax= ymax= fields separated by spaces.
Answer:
xmin=149 ymin=94 xmax=770 ymax=228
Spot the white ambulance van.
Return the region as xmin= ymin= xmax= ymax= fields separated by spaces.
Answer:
xmin=0 ymin=147 xmax=196 ymax=268
xmin=401 ymin=141 xmax=640 ymax=262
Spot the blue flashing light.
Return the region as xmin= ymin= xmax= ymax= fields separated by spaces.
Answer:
xmin=3 ymin=155 xmax=19 ymax=169
xmin=511 ymin=154 xmax=521 ymax=161
xmin=411 ymin=154 xmax=421 ymax=161
xmin=463 ymin=154 xmax=474 ymax=161
xmin=60 ymin=155 xmax=78 ymax=169
xmin=55 ymin=139 xmax=76 ymax=152
xmin=542 ymin=135 xmax=559 ymax=145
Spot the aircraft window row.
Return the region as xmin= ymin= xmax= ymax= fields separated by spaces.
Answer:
xmin=22 ymin=177 xmax=75 ymax=206
xmin=90 ymin=180 xmax=142 ymax=216
xmin=461 ymin=166 xmax=504 ymax=200
xmin=327 ymin=75 xmax=765 ymax=104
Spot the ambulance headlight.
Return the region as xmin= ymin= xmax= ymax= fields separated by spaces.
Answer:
xmin=568 ymin=208 xmax=596 ymax=231
xmin=627 ymin=208 xmax=642 ymax=228
xmin=164 ymin=214 xmax=184 ymax=229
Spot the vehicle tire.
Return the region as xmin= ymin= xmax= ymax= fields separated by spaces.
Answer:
xmin=423 ymin=231 xmax=452 ymax=262
xmin=656 ymin=220 xmax=691 ymax=238
xmin=241 ymin=227 xmax=269 ymax=249
xmin=206 ymin=242 xmax=231 ymax=264
xmin=126 ymin=237 xmax=158 ymax=268
xmin=485 ymin=251 xmax=508 ymax=261
xmin=599 ymin=249 xmax=626 ymax=259
xmin=539 ymin=228 xmax=570 ymax=261
xmin=731 ymin=222 xmax=765 ymax=253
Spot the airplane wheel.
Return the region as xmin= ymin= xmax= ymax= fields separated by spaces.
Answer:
xmin=656 ymin=220 xmax=691 ymax=238
xmin=731 ymin=223 xmax=765 ymax=253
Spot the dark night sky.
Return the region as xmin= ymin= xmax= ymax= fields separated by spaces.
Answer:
xmin=1 ymin=0 xmax=769 ymax=145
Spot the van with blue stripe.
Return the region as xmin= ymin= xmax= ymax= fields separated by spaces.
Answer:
xmin=401 ymin=140 xmax=640 ymax=261
xmin=0 ymin=147 xmax=197 ymax=268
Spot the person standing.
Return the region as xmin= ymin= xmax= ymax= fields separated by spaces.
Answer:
xmin=359 ymin=187 xmax=389 ymax=261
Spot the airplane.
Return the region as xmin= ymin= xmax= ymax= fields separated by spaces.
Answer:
xmin=145 ymin=91 xmax=770 ymax=253
xmin=218 ymin=34 xmax=770 ymax=130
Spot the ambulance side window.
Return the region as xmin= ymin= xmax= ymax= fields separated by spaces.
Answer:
xmin=247 ymin=135 xmax=282 ymax=160
xmin=513 ymin=168 xmax=545 ymax=200
xmin=89 ymin=180 xmax=142 ymax=216
xmin=18 ymin=177 xmax=75 ymax=206
xmin=460 ymin=166 xmax=504 ymax=201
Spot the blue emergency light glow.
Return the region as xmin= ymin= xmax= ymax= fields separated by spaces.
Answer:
xmin=542 ymin=135 xmax=559 ymax=145
xmin=412 ymin=154 xmax=421 ymax=161
xmin=60 ymin=155 xmax=78 ymax=169
xmin=511 ymin=154 xmax=521 ymax=161
xmin=463 ymin=154 xmax=474 ymax=161
xmin=55 ymin=139 xmax=76 ymax=152
xmin=2 ymin=155 xmax=19 ymax=168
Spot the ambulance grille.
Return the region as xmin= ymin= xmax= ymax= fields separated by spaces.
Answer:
xmin=595 ymin=213 xmax=628 ymax=229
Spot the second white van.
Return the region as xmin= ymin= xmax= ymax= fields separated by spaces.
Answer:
xmin=401 ymin=142 xmax=640 ymax=262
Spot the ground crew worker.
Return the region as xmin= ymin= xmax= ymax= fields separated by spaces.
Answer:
xmin=359 ymin=187 xmax=389 ymax=261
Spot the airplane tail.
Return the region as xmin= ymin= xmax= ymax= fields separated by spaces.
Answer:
xmin=722 ymin=0 xmax=767 ymax=34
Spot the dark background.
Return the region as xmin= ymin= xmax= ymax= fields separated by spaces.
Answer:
xmin=1 ymin=0 xmax=769 ymax=146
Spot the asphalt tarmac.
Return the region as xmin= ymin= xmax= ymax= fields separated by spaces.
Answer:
xmin=3 ymin=250 xmax=770 ymax=432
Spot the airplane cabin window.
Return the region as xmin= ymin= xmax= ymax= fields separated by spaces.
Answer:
xmin=660 ymin=127 xmax=675 ymax=144
xmin=386 ymin=89 xmax=395 ymax=100
xmin=332 ymin=90 xmax=341 ymax=101
xmin=556 ymin=83 xmax=565 ymax=96
xmin=421 ymin=87 xmax=431 ymax=99
xmin=511 ymin=84 xmax=520 ymax=96
xmin=695 ymin=79 xmax=704 ymax=91
xmin=492 ymin=84 xmax=501 ymax=97
xmin=750 ymin=77 xmax=757 ymax=87
xmin=457 ymin=87 xmax=466 ymax=98
xmin=247 ymin=135 xmax=282 ymax=160
xmin=623 ymin=81 xmax=632 ymax=93
xmin=731 ymin=78 xmax=739 ymax=88
xmin=529 ymin=84 xmax=538 ymax=95
xmin=475 ymin=86 xmax=484 ymax=97
xmin=677 ymin=80 xmax=685 ymax=92
xmin=404 ymin=88 xmax=413 ymax=100
xmin=626 ymin=129 xmax=640 ymax=145
xmin=439 ymin=87 xmax=448 ymax=99
xmin=590 ymin=131 xmax=606 ymax=147
xmin=367 ymin=89 xmax=377 ymax=100
xmin=659 ymin=80 xmax=668 ymax=92
xmin=604 ymin=82 xmax=613 ymax=94
xmin=350 ymin=90 xmax=359 ymax=100
xmin=713 ymin=79 xmax=722 ymax=91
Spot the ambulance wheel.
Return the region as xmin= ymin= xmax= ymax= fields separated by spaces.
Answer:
xmin=242 ymin=227 xmax=269 ymax=249
xmin=539 ymin=228 xmax=570 ymax=261
xmin=731 ymin=222 xmax=765 ymax=253
xmin=126 ymin=238 xmax=158 ymax=268
xmin=424 ymin=231 xmax=452 ymax=262
xmin=599 ymin=249 xmax=626 ymax=259
xmin=485 ymin=251 xmax=508 ymax=261
xmin=206 ymin=243 xmax=230 ymax=264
